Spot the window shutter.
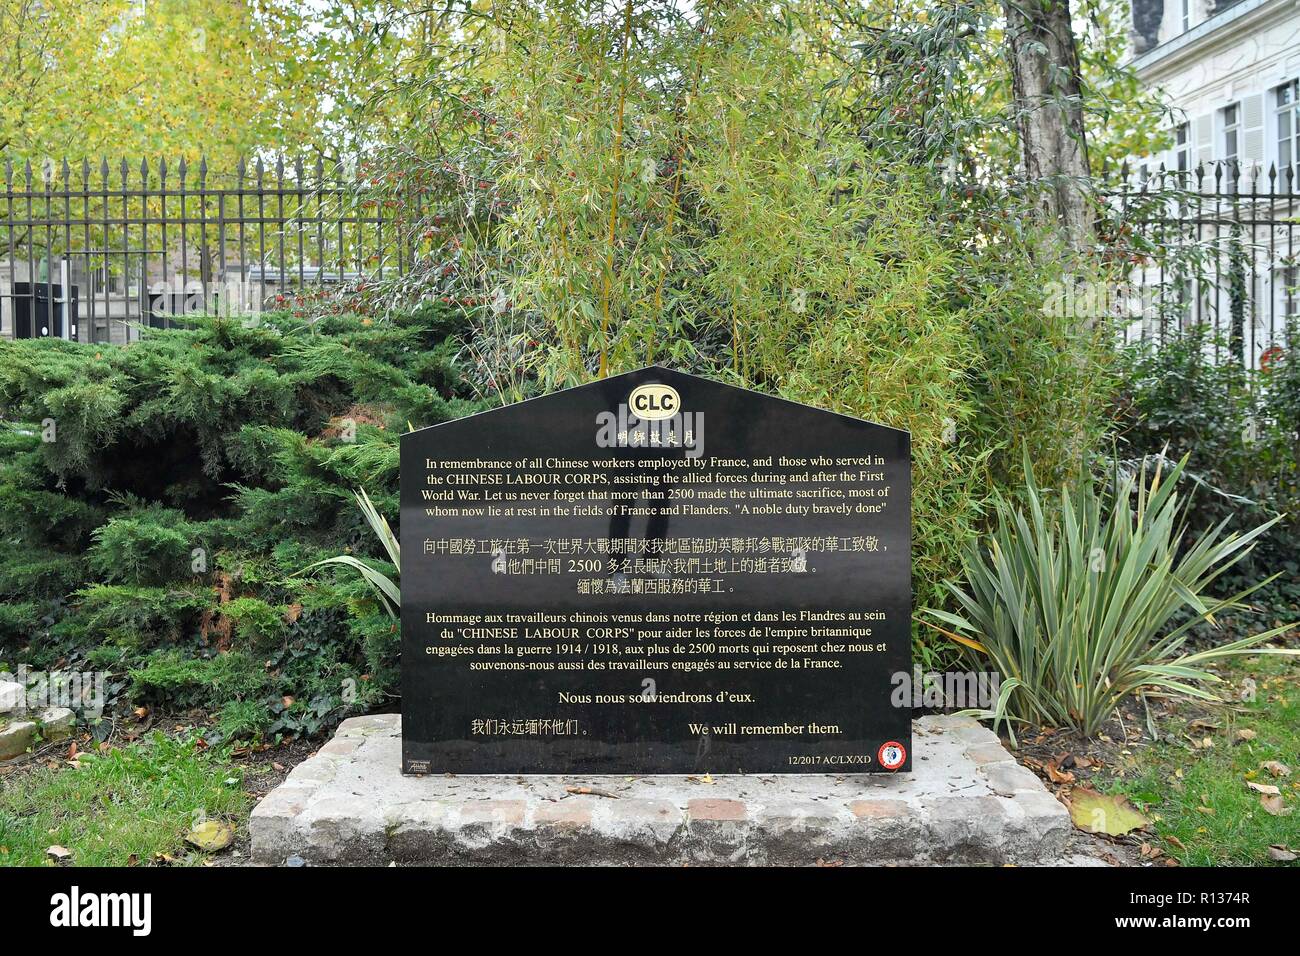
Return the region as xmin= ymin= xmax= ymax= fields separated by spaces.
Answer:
xmin=1242 ymin=93 xmax=1265 ymax=166
xmin=1193 ymin=114 xmax=1214 ymax=166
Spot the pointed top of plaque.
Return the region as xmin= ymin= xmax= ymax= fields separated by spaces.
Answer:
xmin=402 ymin=366 xmax=910 ymax=440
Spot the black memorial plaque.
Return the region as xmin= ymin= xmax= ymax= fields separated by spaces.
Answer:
xmin=400 ymin=367 xmax=911 ymax=774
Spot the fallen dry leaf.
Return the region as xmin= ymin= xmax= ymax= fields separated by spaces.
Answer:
xmin=1268 ymin=845 xmax=1297 ymax=862
xmin=564 ymin=786 xmax=619 ymax=799
xmin=1068 ymin=789 xmax=1148 ymax=836
xmin=1234 ymin=728 xmax=1257 ymax=743
xmin=1247 ymin=781 xmax=1281 ymax=796
xmin=1260 ymin=794 xmax=1292 ymax=817
xmin=185 ymin=820 xmax=234 ymax=852
xmin=46 ymin=845 xmax=72 ymax=863
xmin=1262 ymin=761 xmax=1292 ymax=778
xmin=1045 ymin=760 xmax=1075 ymax=785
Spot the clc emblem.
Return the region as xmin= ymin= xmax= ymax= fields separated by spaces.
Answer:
xmin=628 ymin=383 xmax=680 ymax=421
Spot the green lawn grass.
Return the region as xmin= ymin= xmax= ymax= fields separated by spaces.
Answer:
xmin=0 ymin=732 xmax=248 ymax=866
xmin=1114 ymin=655 xmax=1300 ymax=866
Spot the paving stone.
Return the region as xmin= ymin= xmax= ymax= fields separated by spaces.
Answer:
xmin=458 ymin=799 xmax=526 ymax=827
xmin=0 ymin=679 xmax=25 ymax=715
xmin=0 ymin=720 xmax=37 ymax=760
xmin=983 ymin=760 xmax=1046 ymax=796
xmin=38 ymin=706 xmax=75 ymax=739
xmin=688 ymin=798 xmax=746 ymax=821
xmin=1013 ymin=789 xmax=1073 ymax=849
xmin=534 ymin=800 xmax=593 ymax=828
xmin=951 ymin=724 xmax=1002 ymax=746
xmin=915 ymin=714 xmax=978 ymax=732
xmin=250 ymin=714 xmax=1073 ymax=865
xmin=599 ymin=799 xmax=682 ymax=845
xmin=317 ymin=737 xmax=362 ymax=757
xmin=965 ymin=742 xmax=1014 ymax=766
xmin=849 ymin=798 xmax=909 ymax=819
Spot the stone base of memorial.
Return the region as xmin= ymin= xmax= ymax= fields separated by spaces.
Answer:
xmin=249 ymin=714 xmax=1071 ymax=866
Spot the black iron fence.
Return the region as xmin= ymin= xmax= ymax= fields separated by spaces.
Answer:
xmin=0 ymin=155 xmax=410 ymax=344
xmin=5 ymin=153 xmax=1297 ymax=362
xmin=1102 ymin=161 xmax=1299 ymax=371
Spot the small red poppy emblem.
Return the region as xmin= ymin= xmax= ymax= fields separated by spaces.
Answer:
xmin=878 ymin=741 xmax=907 ymax=771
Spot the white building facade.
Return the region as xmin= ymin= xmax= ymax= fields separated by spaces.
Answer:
xmin=1131 ymin=0 xmax=1300 ymax=181
xmin=1126 ymin=0 xmax=1300 ymax=366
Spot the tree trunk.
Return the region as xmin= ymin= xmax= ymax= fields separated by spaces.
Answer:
xmin=1003 ymin=0 xmax=1093 ymax=256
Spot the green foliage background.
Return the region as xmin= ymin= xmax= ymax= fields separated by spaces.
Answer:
xmin=0 ymin=305 xmax=487 ymax=740
xmin=0 ymin=0 xmax=1153 ymax=736
xmin=1114 ymin=321 xmax=1300 ymax=619
xmin=349 ymin=0 xmax=1116 ymax=648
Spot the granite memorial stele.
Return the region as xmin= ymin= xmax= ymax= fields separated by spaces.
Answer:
xmin=399 ymin=367 xmax=911 ymax=774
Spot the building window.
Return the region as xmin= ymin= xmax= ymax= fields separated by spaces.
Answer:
xmin=1223 ymin=103 xmax=1240 ymax=163
xmin=1222 ymin=102 xmax=1241 ymax=191
xmin=1174 ymin=122 xmax=1190 ymax=176
xmin=1181 ymin=0 xmax=1191 ymax=32
xmin=92 ymin=262 xmax=139 ymax=297
xmin=1277 ymin=80 xmax=1298 ymax=183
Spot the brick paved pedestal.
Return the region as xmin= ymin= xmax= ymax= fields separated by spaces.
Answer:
xmin=250 ymin=714 xmax=1071 ymax=866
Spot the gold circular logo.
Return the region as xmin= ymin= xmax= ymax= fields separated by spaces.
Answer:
xmin=627 ymin=383 xmax=680 ymax=421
